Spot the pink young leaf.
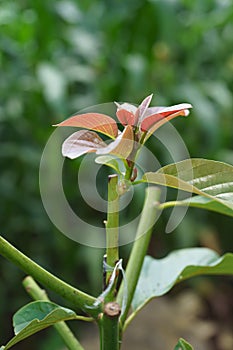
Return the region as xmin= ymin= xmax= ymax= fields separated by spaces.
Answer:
xmin=54 ymin=113 xmax=118 ymax=139
xmin=138 ymin=94 xmax=153 ymax=121
xmin=142 ymin=103 xmax=192 ymax=121
xmin=141 ymin=103 xmax=192 ymax=132
xmin=115 ymin=102 xmax=138 ymax=114
xmin=142 ymin=110 xmax=191 ymax=143
xmin=62 ymin=130 xmax=107 ymax=159
xmin=143 ymin=106 xmax=167 ymax=118
xmin=116 ymin=109 xmax=136 ymax=126
xmin=115 ymin=102 xmax=138 ymax=126
xmin=96 ymin=125 xmax=134 ymax=159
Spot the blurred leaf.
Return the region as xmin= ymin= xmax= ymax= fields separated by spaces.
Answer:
xmin=37 ymin=63 xmax=66 ymax=104
xmin=66 ymin=28 xmax=100 ymax=59
xmin=55 ymin=0 xmax=81 ymax=23
xmin=132 ymin=248 xmax=233 ymax=313
xmin=202 ymin=81 xmax=232 ymax=109
xmin=1 ymin=301 xmax=78 ymax=350
xmin=142 ymin=158 xmax=233 ymax=217
xmin=174 ymin=338 xmax=193 ymax=350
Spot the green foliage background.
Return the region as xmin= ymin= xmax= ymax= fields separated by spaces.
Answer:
xmin=0 ymin=0 xmax=233 ymax=348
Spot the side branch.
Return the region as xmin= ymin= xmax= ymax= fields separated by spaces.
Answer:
xmin=0 ymin=235 xmax=99 ymax=318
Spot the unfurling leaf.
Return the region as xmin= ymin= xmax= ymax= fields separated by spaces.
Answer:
xmin=138 ymin=94 xmax=153 ymax=121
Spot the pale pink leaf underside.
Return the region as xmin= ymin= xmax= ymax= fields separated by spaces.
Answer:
xmin=62 ymin=130 xmax=106 ymax=159
xmin=138 ymin=94 xmax=153 ymax=121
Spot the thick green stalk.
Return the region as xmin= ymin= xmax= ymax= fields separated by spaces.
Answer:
xmin=99 ymin=175 xmax=121 ymax=349
xmin=105 ymin=174 xmax=119 ymax=285
xmin=23 ymin=276 xmax=85 ymax=350
xmin=0 ymin=235 xmax=99 ymax=318
xmin=116 ymin=186 xmax=161 ymax=326
xmin=100 ymin=302 xmax=121 ymax=350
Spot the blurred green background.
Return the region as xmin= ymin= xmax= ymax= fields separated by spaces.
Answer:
xmin=0 ymin=0 xmax=233 ymax=349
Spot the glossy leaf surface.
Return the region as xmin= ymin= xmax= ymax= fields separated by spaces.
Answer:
xmin=142 ymin=159 xmax=233 ymax=216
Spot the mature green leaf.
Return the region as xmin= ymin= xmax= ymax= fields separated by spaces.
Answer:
xmin=174 ymin=338 xmax=193 ymax=350
xmin=1 ymin=301 xmax=78 ymax=350
xmin=142 ymin=158 xmax=233 ymax=217
xmin=132 ymin=248 xmax=233 ymax=314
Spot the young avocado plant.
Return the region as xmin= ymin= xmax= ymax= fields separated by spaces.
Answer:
xmin=0 ymin=94 xmax=233 ymax=350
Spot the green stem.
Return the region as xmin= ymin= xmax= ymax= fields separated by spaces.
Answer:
xmin=100 ymin=302 xmax=121 ymax=350
xmin=116 ymin=186 xmax=161 ymax=326
xmin=124 ymin=162 xmax=134 ymax=181
xmin=139 ymin=131 xmax=147 ymax=145
xmin=105 ymin=174 xmax=119 ymax=286
xmin=99 ymin=175 xmax=121 ymax=349
xmin=0 ymin=235 xmax=99 ymax=318
xmin=23 ymin=276 xmax=85 ymax=350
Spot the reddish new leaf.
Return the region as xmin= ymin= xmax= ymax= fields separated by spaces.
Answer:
xmin=54 ymin=113 xmax=118 ymax=139
xmin=141 ymin=103 xmax=192 ymax=135
xmin=115 ymin=102 xmax=138 ymax=126
xmin=116 ymin=109 xmax=136 ymax=126
xmin=138 ymin=94 xmax=153 ymax=121
xmin=62 ymin=130 xmax=107 ymax=159
xmin=143 ymin=103 xmax=192 ymax=120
